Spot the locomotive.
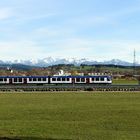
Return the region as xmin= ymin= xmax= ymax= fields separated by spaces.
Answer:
xmin=0 ymin=75 xmax=112 ymax=85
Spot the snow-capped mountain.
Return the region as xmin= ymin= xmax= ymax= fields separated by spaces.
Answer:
xmin=0 ymin=57 xmax=138 ymax=67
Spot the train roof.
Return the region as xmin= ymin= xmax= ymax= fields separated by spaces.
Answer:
xmin=50 ymin=75 xmax=111 ymax=78
xmin=0 ymin=75 xmax=111 ymax=78
xmin=0 ymin=76 xmax=49 ymax=78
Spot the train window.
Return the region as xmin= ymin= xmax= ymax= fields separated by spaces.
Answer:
xmin=52 ymin=78 xmax=56 ymax=81
xmin=62 ymin=78 xmax=65 ymax=81
xmin=29 ymin=78 xmax=32 ymax=81
xmin=43 ymin=78 xmax=46 ymax=81
xmin=81 ymin=78 xmax=85 ymax=82
xmin=100 ymin=78 xmax=104 ymax=81
xmin=14 ymin=78 xmax=17 ymax=82
xmin=76 ymin=78 xmax=80 ymax=82
xmin=107 ymin=78 xmax=110 ymax=81
xmin=57 ymin=78 xmax=61 ymax=81
xmin=19 ymin=78 xmax=22 ymax=82
xmin=96 ymin=77 xmax=99 ymax=81
xmin=0 ymin=78 xmax=3 ymax=81
xmin=4 ymin=78 xmax=7 ymax=81
xmin=92 ymin=78 xmax=94 ymax=81
xmin=38 ymin=78 xmax=41 ymax=81
xmin=67 ymin=78 xmax=69 ymax=81
xmin=33 ymin=78 xmax=37 ymax=81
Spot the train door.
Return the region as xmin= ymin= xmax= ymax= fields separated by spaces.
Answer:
xmin=9 ymin=78 xmax=12 ymax=84
xmin=48 ymin=76 xmax=50 ymax=84
xmin=86 ymin=78 xmax=90 ymax=84
xmin=24 ymin=78 xmax=27 ymax=84
xmin=72 ymin=77 xmax=75 ymax=84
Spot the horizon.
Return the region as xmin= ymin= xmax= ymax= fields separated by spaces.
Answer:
xmin=0 ymin=0 xmax=140 ymax=62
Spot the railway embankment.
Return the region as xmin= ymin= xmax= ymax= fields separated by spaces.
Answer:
xmin=0 ymin=85 xmax=140 ymax=92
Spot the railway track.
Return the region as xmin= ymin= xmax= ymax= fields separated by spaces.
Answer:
xmin=0 ymin=84 xmax=140 ymax=92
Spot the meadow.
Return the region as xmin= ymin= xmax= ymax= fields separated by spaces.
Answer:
xmin=113 ymin=79 xmax=139 ymax=85
xmin=0 ymin=92 xmax=140 ymax=140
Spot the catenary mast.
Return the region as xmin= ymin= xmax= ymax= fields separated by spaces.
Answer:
xmin=133 ymin=49 xmax=136 ymax=76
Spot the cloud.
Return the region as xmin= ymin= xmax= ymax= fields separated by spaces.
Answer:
xmin=0 ymin=40 xmax=46 ymax=60
xmin=32 ymin=27 xmax=75 ymax=39
xmin=0 ymin=8 xmax=14 ymax=20
xmin=14 ymin=13 xmax=57 ymax=23
xmin=59 ymin=15 xmax=112 ymax=30
xmin=45 ymin=38 xmax=140 ymax=63
xmin=0 ymin=37 xmax=140 ymax=63
xmin=67 ymin=16 xmax=110 ymax=27
xmin=64 ymin=4 xmax=140 ymax=28
xmin=0 ymin=0 xmax=140 ymax=63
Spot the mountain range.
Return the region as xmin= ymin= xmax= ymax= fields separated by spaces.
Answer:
xmin=0 ymin=57 xmax=138 ymax=67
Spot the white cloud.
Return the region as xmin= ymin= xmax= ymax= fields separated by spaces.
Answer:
xmin=14 ymin=13 xmax=57 ymax=23
xmin=34 ymin=27 xmax=74 ymax=38
xmin=76 ymin=16 xmax=105 ymax=24
xmin=45 ymin=38 xmax=140 ymax=63
xmin=0 ymin=8 xmax=13 ymax=20
xmin=0 ymin=37 xmax=140 ymax=63
xmin=65 ymin=5 xmax=140 ymax=28
xmin=0 ymin=1 xmax=140 ymax=63
xmin=0 ymin=40 xmax=45 ymax=60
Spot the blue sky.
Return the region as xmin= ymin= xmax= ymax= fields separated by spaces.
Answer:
xmin=0 ymin=0 xmax=140 ymax=62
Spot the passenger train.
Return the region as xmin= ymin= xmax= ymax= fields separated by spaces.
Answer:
xmin=0 ymin=75 xmax=112 ymax=85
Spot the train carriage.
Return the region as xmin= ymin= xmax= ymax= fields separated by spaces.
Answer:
xmin=26 ymin=76 xmax=49 ymax=84
xmin=50 ymin=76 xmax=72 ymax=84
xmin=9 ymin=76 xmax=25 ymax=84
xmin=73 ymin=76 xmax=87 ymax=84
xmin=89 ymin=75 xmax=112 ymax=84
xmin=72 ymin=75 xmax=112 ymax=84
xmin=0 ymin=76 xmax=9 ymax=84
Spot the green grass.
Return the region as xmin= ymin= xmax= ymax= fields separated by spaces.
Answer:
xmin=0 ymin=92 xmax=140 ymax=140
xmin=113 ymin=79 xmax=139 ymax=85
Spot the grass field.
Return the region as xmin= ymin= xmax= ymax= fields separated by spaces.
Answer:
xmin=113 ymin=79 xmax=139 ymax=85
xmin=0 ymin=92 xmax=140 ymax=140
